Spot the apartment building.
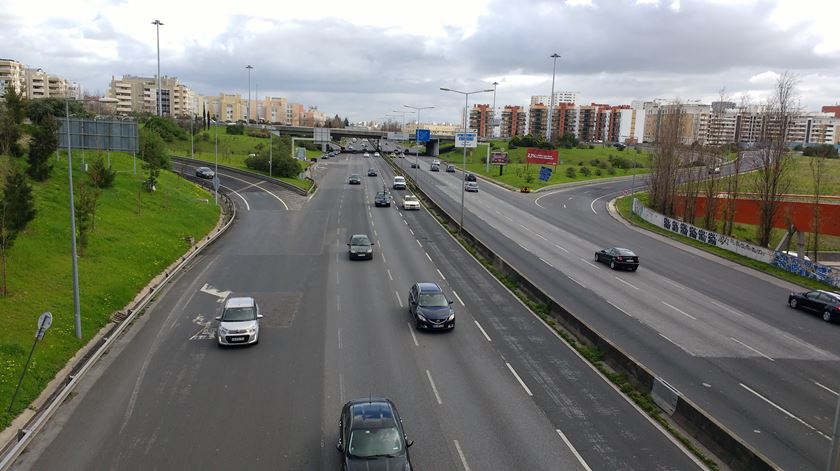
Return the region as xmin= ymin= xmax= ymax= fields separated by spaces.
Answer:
xmin=617 ymin=107 xmax=646 ymax=144
xmin=469 ymin=104 xmax=492 ymax=138
xmin=500 ymin=105 xmax=526 ymax=138
xmin=821 ymin=105 xmax=840 ymax=119
xmin=108 ymin=75 xmax=195 ymax=117
xmin=258 ymin=97 xmax=289 ymax=124
xmin=530 ymin=92 xmax=577 ymax=106
xmin=287 ymin=103 xmax=305 ymax=126
xmin=643 ymin=101 xmax=711 ymax=145
xmin=0 ymin=58 xmax=24 ymax=96
xmin=528 ymin=104 xmax=548 ymax=138
xmin=0 ymin=59 xmax=80 ymax=100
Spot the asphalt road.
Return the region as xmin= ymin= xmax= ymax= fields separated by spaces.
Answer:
xmin=10 ymin=151 xmax=702 ymax=470
xmin=390 ymin=150 xmax=840 ymax=470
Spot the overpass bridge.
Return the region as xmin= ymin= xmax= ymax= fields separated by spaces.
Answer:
xmin=262 ymin=125 xmax=453 ymax=155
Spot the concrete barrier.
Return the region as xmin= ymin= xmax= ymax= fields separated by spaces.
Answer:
xmin=171 ymin=155 xmax=314 ymax=196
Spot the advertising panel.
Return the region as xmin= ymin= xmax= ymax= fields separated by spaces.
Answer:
xmin=490 ymin=151 xmax=509 ymax=164
xmin=525 ymin=148 xmax=558 ymax=165
xmin=455 ymin=132 xmax=478 ymax=148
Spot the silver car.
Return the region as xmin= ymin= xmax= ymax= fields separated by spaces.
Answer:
xmin=216 ymin=297 xmax=262 ymax=346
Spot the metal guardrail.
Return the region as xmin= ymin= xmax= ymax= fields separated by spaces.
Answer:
xmin=0 ymin=190 xmax=237 ymax=471
xmin=171 ymin=155 xmax=314 ymax=196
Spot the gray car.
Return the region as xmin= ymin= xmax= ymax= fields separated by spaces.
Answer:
xmin=216 ymin=296 xmax=262 ymax=346
xmin=347 ymin=234 xmax=374 ymax=260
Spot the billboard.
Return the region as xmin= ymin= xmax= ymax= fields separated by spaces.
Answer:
xmin=314 ymin=127 xmax=331 ymax=144
xmin=526 ymin=148 xmax=558 ymax=165
xmin=490 ymin=151 xmax=509 ymax=164
xmin=455 ymin=132 xmax=477 ymax=148
xmin=388 ymin=132 xmax=408 ymax=141
xmin=57 ymin=118 xmax=139 ymax=153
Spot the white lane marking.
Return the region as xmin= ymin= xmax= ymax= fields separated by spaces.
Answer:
xmin=730 ymin=337 xmax=775 ymax=362
xmin=534 ymin=189 xmax=565 ymax=209
xmin=426 ymin=252 xmax=433 ymax=262
xmin=252 ymin=181 xmax=289 ymax=210
xmin=659 ymin=333 xmax=691 ymax=354
xmin=338 ymin=328 xmax=342 ymax=349
xmin=452 ymin=290 xmax=465 ymax=306
xmin=437 ymin=268 xmax=446 ymax=280
xmin=519 ymin=224 xmax=531 ymax=232
xmin=399 ymin=211 xmax=404 ymax=217
xmin=814 ymin=381 xmax=839 ymax=397
xmin=556 ymin=429 xmax=593 ymax=471
xmin=614 ymin=276 xmax=639 ymax=290
xmin=662 ymin=278 xmax=685 ymax=290
xmin=536 ymin=233 xmax=548 ymax=241
xmin=409 ymin=228 xmax=415 ymax=235
xmin=589 ymin=191 xmax=624 ymax=214
xmin=426 ymin=370 xmax=443 ymax=404
xmin=336 ymin=228 xmax=339 ymax=236
xmin=710 ymin=300 xmax=745 ymax=318
xmin=395 ymin=291 xmax=403 ymax=308
xmin=417 ymin=239 xmax=423 ymax=248
xmin=517 ymin=242 xmax=530 ymax=252
xmin=221 ymin=185 xmax=250 ymax=210
xmin=408 ymin=322 xmax=419 ymax=347
xmin=387 ymin=269 xmax=393 ymax=281
xmin=474 ymin=321 xmax=492 ymax=342
xmin=381 ymin=253 xmax=387 ymax=264
xmin=506 ymin=362 xmax=533 ymax=396
xmin=783 ymin=333 xmax=828 ymax=356
xmin=337 ymin=295 xmax=341 ymax=312
xmin=567 ymin=275 xmax=585 ymax=288
xmin=662 ymin=301 xmax=697 ymax=320
xmin=606 ymin=300 xmax=632 ymax=317
xmin=454 ymin=440 xmax=471 ymax=471
xmin=581 ymin=258 xmax=600 ymax=269
xmin=563 ymin=204 xmax=566 ymax=209
xmin=339 ymin=373 xmax=345 ymax=404
xmin=539 ymin=258 xmax=554 ymax=268
xmin=554 ymin=243 xmax=569 ymax=253
xmin=504 ymin=216 xmax=513 ymax=222
xmin=373 ymin=229 xmax=378 ymax=237
xmin=740 ymin=383 xmax=830 ymax=440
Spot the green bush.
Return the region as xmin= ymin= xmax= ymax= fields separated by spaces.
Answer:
xmin=607 ymin=166 xmax=616 ymax=175
xmin=802 ymin=144 xmax=838 ymax=158
xmin=87 ymin=156 xmax=116 ymax=188
xmin=595 ymin=168 xmax=602 ymax=176
xmin=225 ymin=123 xmax=245 ymax=135
xmin=580 ymin=166 xmax=591 ymax=176
xmin=142 ymin=116 xmax=187 ymax=142
xmin=565 ymin=167 xmax=577 ymax=178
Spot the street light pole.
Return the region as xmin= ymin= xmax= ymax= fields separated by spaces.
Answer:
xmin=486 ymin=81 xmax=498 ymax=173
xmin=64 ymin=98 xmax=82 ymax=339
xmin=152 ymin=20 xmax=164 ymax=117
xmin=246 ymin=65 xmax=253 ymax=123
xmin=546 ymin=53 xmax=560 ymax=142
xmin=439 ymin=87 xmax=494 ymax=235
xmin=404 ymin=104 xmax=435 ymax=187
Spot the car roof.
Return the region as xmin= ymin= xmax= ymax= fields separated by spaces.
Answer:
xmin=612 ymin=247 xmax=636 ymax=254
xmin=417 ymin=282 xmax=442 ymax=293
xmin=394 ymin=176 xmax=405 ymax=180
xmin=347 ymin=398 xmax=397 ymax=429
xmin=817 ymin=290 xmax=840 ymax=300
xmin=225 ymin=296 xmax=255 ymax=308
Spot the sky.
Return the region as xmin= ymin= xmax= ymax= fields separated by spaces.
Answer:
xmin=3 ymin=0 xmax=839 ymax=123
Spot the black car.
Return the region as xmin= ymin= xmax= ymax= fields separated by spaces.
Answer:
xmin=374 ymin=191 xmax=392 ymax=207
xmin=446 ymin=164 xmax=456 ymax=172
xmin=464 ymin=172 xmax=476 ymax=182
xmin=337 ymin=397 xmax=413 ymax=471
xmin=788 ymin=290 xmax=840 ymax=322
xmin=368 ymin=168 xmax=378 ymax=177
xmin=410 ymin=162 xmax=418 ymax=168
xmin=348 ymin=174 xmax=362 ymax=185
xmin=595 ymin=247 xmax=639 ymax=271
xmin=347 ymin=234 xmax=374 ymax=260
xmin=408 ymin=282 xmax=455 ymax=330
xmin=195 ymin=166 xmax=215 ymax=179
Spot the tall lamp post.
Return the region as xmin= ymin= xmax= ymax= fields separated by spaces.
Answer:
xmin=546 ymin=53 xmax=560 ymax=142
xmin=152 ymin=20 xmax=164 ymax=116
xmin=404 ymin=104 xmax=434 ymax=185
xmin=391 ymin=110 xmax=409 ymax=131
xmin=486 ymin=81 xmax=498 ymax=173
xmin=439 ymin=87 xmax=494 ymax=234
xmin=245 ymin=65 xmax=253 ymax=123
xmin=64 ymin=97 xmax=82 ymax=339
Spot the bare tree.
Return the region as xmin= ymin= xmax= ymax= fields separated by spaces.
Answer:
xmin=649 ymin=102 xmax=684 ymax=216
xmin=681 ymin=146 xmax=704 ymax=225
xmin=723 ymin=93 xmax=751 ymax=235
xmin=750 ymin=72 xmax=797 ymax=247
xmin=809 ymin=154 xmax=826 ymax=263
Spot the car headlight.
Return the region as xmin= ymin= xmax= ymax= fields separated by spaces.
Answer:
xmin=366 ymin=248 xmax=372 ymax=253
xmin=219 ymin=326 xmax=229 ymax=335
xmin=246 ymin=327 xmax=256 ymax=334
xmin=416 ymin=313 xmax=428 ymax=322
xmin=447 ymin=313 xmax=455 ymax=321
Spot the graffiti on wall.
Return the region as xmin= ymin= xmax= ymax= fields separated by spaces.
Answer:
xmin=772 ymin=253 xmax=840 ymax=288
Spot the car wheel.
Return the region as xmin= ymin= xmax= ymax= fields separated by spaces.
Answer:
xmin=609 ymin=260 xmax=616 ymax=270
xmin=594 ymin=253 xmax=599 ymax=262
xmin=823 ymin=310 xmax=833 ymax=322
xmin=789 ymin=298 xmax=797 ymax=309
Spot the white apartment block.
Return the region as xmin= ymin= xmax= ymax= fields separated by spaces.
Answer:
xmin=0 ymin=59 xmax=80 ymax=100
xmin=108 ymin=74 xmax=195 ymax=117
xmin=617 ymin=108 xmax=646 ymax=144
xmin=531 ymin=91 xmax=578 ymax=106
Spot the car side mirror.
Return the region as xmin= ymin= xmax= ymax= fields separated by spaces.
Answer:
xmin=215 ymin=316 xmax=222 ymax=321
xmin=346 ymin=243 xmax=350 ymax=246
xmin=336 ymin=443 xmax=344 ymax=452
xmin=406 ymin=439 xmax=414 ymax=448
xmin=449 ymin=300 xmax=454 ymax=305
xmin=371 ymin=242 xmax=375 ymax=245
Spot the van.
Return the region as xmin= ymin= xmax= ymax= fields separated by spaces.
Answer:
xmin=393 ymin=176 xmax=407 ymax=190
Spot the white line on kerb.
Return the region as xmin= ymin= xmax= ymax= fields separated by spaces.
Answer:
xmin=426 ymin=252 xmax=433 ymax=262
xmin=730 ymin=337 xmax=774 ymax=362
xmin=814 ymin=380 xmax=839 ymax=396
xmin=658 ymin=333 xmax=690 ymax=354
xmin=661 ymin=301 xmax=696 ymax=320
xmin=740 ymin=382 xmax=829 ymax=440
xmin=387 ymin=269 xmax=393 ymax=281
xmin=437 ymin=269 xmax=446 ymax=280
xmin=474 ymin=321 xmax=492 ymax=342
xmin=606 ymin=300 xmax=632 ymax=317
xmin=536 ymin=233 xmax=548 ymax=241
xmin=567 ymin=275 xmax=585 ymax=288
xmin=453 ymin=440 xmax=471 ymax=471
xmin=417 ymin=239 xmax=423 ymax=248
xmin=426 ymin=370 xmax=443 ymax=404
xmin=395 ymin=291 xmax=403 ymax=308
xmin=539 ymin=258 xmax=554 ymax=268
xmin=452 ymin=290 xmax=465 ymax=306
xmin=556 ymin=429 xmax=593 ymax=471
xmin=408 ymin=322 xmax=419 ymax=347
xmin=506 ymin=362 xmax=533 ymax=396
xmin=614 ymin=276 xmax=639 ymax=290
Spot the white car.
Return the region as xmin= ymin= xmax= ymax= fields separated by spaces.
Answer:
xmin=374 ymin=152 xmax=381 ymax=157
xmin=431 ymin=159 xmax=440 ymax=166
xmin=216 ymin=297 xmax=262 ymax=346
xmin=363 ymin=152 xmax=370 ymax=158
xmin=403 ymin=195 xmax=421 ymax=210
xmin=393 ymin=176 xmax=406 ymax=190
xmin=464 ymin=181 xmax=478 ymax=192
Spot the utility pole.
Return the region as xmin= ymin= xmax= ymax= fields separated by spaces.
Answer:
xmin=546 ymin=53 xmax=560 ymax=142
xmin=152 ymin=20 xmax=164 ymax=116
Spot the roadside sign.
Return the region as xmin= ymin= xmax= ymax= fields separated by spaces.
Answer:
xmin=36 ymin=312 xmax=53 ymax=340
xmin=212 ymin=176 xmax=220 ymax=191
xmin=526 ymin=148 xmax=559 ymax=165
xmin=490 ymin=151 xmax=509 ymax=164
xmin=314 ymin=127 xmax=331 ymax=144
xmin=388 ymin=132 xmax=408 ymax=141
xmin=455 ymin=132 xmax=477 ymax=148
xmin=415 ymin=129 xmax=431 ymax=143
xmin=296 ymin=147 xmax=306 ymax=160
xmin=539 ymin=166 xmax=553 ymax=182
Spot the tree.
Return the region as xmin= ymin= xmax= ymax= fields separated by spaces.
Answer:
xmin=139 ymin=128 xmax=169 ymax=191
xmin=343 ymin=117 xmax=350 ymax=127
xmin=27 ymin=98 xmax=86 ymax=123
xmin=27 ymin=114 xmax=59 ymax=181
xmin=809 ymin=155 xmax=826 ymax=262
xmin=648 ymin=102 xmax=684 ymax=216
xmin=723 ymin=95 xmax=750 ymax=236
xmin=0 ymin=169 xmax=36 ymax=296
xmin=87 ymin=156 xmax=116 ymax=188
xmin=802 ymin=144 xmax=838 ymax=158
xmin=74 ymin=182 xmax=99 ymax=254
xmin=751 ymin=72 xmax=797 ymax=247
xmin=0 ymin=86 xmax=25 ymax=157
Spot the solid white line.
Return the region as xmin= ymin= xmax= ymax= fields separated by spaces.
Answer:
xmin=554 ymin=243 xmax=569 ymax=253
xmin=517 ymin=242 xmax=530 ymax=252
xmin=740 ymin=383 xmax=829 ymax=439
xmin=556 ymin=429 xmax=593 ymax=471
xmin=337 ymin=295 xmax=341 ymax=312
xmin=606 ymin=300 xmax=632 ymax=317
xmin=339 ymin=373 xmax=345 ymax=404
xmin=387 ymin=269 xmax=393 ymax=281
xmin=426 ymin=370 xmax=443 ymax=404
xmin=395 ymin=291 xmax=403 ymax=308
xmin=534 ymin=189 xmax=564 ymax=209
xmin=614 ymin=276 xmax=639 ymax=290
xmin=453 ymin=440 xmax=471 ymax=471
xmin=426 ymin=252 xmax=433 ymax=262
xmin=730 ymin=337 xmax=775 ymax=361
xmin=337 ymin=328 xmax=342 ymax=349
xmin=536 ymin=233 xmax=548 ymax=241
xmin=783 ymin=333 xmax=827 ymax=356
xmin=252 ymin=181 xmax=289 ymax=210
xmin=710 ymin=300 xmax=744 ymax=317
xmin=581 ymin=258 xmax=600 ymax=269
xmin=506 ymin=362 xmax=533 ymax=396
xmin=437 ymin=268 xmax=446 ymax=280
xmin=408 ymin=322 xmax=419 ymax=346
xmin=814 ymin=381 xmax=840 ymax=397
xmin=417 ymin=239 xmax=423 ymax=248
xmin=539 ymin=257 xmax=554 ymax=268
xmin=662 ymin=278 xmax=685 ymax=290
xmin=661 ymin=301 xmax=696 ymax=320
xmin=221 ymin=185 xmax=250 ymax=210
xmin=409 ymin=228 xmax=415 ymax=235
xmin=474 ymin=321 xmax=492 ymax=342
xmin=658 ymin=333 xmax=690 ymax=354
xmin=452 ymin=290 xmax=465 ymax=306
xmin=567 ymin=275 xmax=585 ymax=288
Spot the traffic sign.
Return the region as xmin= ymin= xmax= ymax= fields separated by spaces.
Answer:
xmin=314 ymin=127 xmax=331 ymax=144
xmin=539 ymin=166 xmax=553 ymax=182
xmin=455 ymin=132 xmax=477 ymax=148
xmin=212 ymin=176 xmax=220 ymax=191
xmin=415 ymin=129 xmax=431 ymax=143
xmin=388 ymin=132 xmax=408 ymax=141
xmin=36 ymin=312 xmax=53 ymax=340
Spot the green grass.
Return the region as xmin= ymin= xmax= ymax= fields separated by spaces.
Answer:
xmin=616 ymin=194 xmax=836 ymax=290
xmin=168 ymin=131 xmax=313 ymax=191
xmin=436 ymin=141 xmax=649 ymax=189
xmin=0 ymin=151 xmax=219 ymax=428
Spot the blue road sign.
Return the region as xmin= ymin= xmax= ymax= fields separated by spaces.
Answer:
xmin=539 ymin=166 xmax=553 ymax=182
xmin=416 ymin=129 xmax=431 ymax=142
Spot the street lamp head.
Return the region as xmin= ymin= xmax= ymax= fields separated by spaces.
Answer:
xmin=483 ymin=89 xmax=495 ymax=93
xmin=550 ymin=53 xmax=560 ymax=59
xmin=493 ymin=81 xmax=499 ymax=86
xmin=246 ymin=65 xmax=253 ymax=70
xmin=152 ymin=19 xmax=163 ymax=26
xmin=440 ymin=87 xmax=451 ymax=92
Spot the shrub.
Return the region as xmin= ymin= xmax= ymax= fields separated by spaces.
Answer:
xmin=143 ymin=116 xmax=188 ymax=142
xmin=802 ymin=144 xmax=838 ymax=158
xmin=580 ymin=166 xmax=591 ymax=176
xmin=226 ymin=123 xmax=245 ymax=135
xmin=87 ymin=156 xmax=116 ymax=188
xmin=565 ymin=167 xmax=576 ymax=178
xmin=595 ymin=168 xmax=602 ymax=176
xmin=607 ymin=166 xmax=616 ymax=175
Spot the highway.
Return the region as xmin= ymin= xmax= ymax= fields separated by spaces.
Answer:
xmin=388 ymin=148 xmax=840 ymax=470
xmin=9 ymin=151 xmax=702 ymax=470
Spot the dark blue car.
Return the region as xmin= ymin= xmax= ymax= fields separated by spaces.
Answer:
xmin=408 ymin=282 xmax=455 ymax=330
xmin=337 ymin=397 xmax=413 ymax=470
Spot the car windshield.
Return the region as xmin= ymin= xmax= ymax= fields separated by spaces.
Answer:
xmin=348 ymin=427 xmax=403 ymax=458
xmin=405 ymin=196 xmax=417 ymax=202
xmin=615 ymin=248 xmax=636 ymax=256
xmin=350 ymin=174 xmax=360 ymax=179
xmin=351 ymin=235 xmax=370 ymax=245
xmin=419 ymin=292 xmax=448 ymax=307
xmin=221 ymin=306 xmax=256 ymax=322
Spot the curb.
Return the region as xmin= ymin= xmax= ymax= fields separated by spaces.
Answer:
xmin=0 ymin=187 xmax=237 ymax=471
xmin=172 ymin=155 xmax=315 ymax=196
